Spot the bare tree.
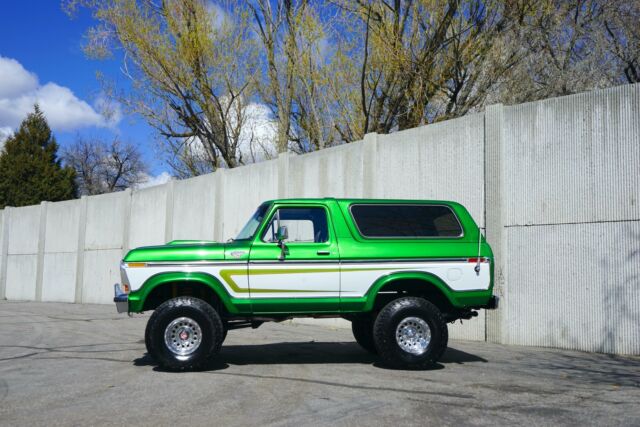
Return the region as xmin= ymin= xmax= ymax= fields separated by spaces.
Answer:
xmin=327 ymin=0 xmax=521 ymax=138
xmin=250 ymin=0 xmax=296 ymax=153
xmin=65 ymin=0 xmax=270 ymax=175
xmin=63 ymin=137 xmax=148 ymax=195
xmin=496 ymin=0 xmax=640 ymax=104
xmin=66 ymin=0 xmax=640 ymax=158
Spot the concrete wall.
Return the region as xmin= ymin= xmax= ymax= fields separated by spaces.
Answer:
xmin=0 ymin=83 xmax=638 ymax=354
xmin=496 ymin=84 xmax=640 ymax=354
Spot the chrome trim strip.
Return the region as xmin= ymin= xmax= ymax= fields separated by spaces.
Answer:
xmin=144 ymin=261 xmax=246 ymax=267
xmin=339 ymin=258 xmax=469 ymax=264
xmin=250 ymin=258 xmax=470 ymax=265
xmin=249 ymin=260 xmax=338 ymax=265
xmin=348 ymin=203 xmax=465 ymax=239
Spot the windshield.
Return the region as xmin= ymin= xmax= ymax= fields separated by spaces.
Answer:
xmin=235 ymin=202 xmax=271 ymax=240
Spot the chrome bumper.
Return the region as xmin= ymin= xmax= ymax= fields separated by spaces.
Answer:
xmin=113 ymin=283 xmax=128 ymax=313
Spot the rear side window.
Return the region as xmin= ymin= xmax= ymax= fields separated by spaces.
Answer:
xmin=350 ymin=204 xmax=463 ymax=238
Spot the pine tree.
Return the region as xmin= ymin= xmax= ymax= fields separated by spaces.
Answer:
xmin=0 ymin=105 xmax=76 ymax=208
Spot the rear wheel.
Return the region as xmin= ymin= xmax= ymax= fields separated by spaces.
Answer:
xmin=145 ymin=297 xmax=224 ymax=371
xmin=373 ymin=297 xmax=448 ymax=369
xmin=351 ymin=315 xmax=377 ymax=354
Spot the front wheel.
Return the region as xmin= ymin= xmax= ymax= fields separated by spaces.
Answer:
xmin=145 ymin=297 xmax=224 ymax=371
xmin=373 ymin=297 xmax=448 ymax=369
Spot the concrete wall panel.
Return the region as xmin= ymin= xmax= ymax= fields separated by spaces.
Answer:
xmin=503 ymin=84 xmax=640 ymax=227
xmin=221 ymin=160 xmax=279 ymax=240
xmin=370 ymin=115 xmax=488 ymax=342
xmin=503 ymin=221 xmax=640 ymax=355
xmin=85 ymin=192 xmax=128 ymax=250
xmin=374 ymin=113 xmax=486 ymax=226
xmin=41 ymin=253 xmax=77 ymax=303
xmin=129 ymin=185 xmax=167 ymax=248
xmin=7 ymin=205 xmax=41 ymax=255
xmin=82 ymin=249 xmax=122 ymax=304
xmin=44 ymin=199 xmax=80 ymax=253
xmin=287 ymin=142 xmax=366 ymax=199
xmin=172 ymin=174 xmax=217 ymax=241
xmin=5 ymin=255 xmax=37 ymax=300
xmin=449 ymin=311 xmax=486 ymax=341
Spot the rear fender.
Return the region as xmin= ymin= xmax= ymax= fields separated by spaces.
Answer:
xmin=363 ymin=271 xmax=456 ymax=312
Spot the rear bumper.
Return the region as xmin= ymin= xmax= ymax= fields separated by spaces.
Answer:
xmin=485 ymin=295 xmax=499 ymax=310
xmin=113 ymin=283 xmax=128 ymax=313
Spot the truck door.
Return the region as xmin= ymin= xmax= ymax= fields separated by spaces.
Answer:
xmin=248 ymin=204 xmax=340 ymax=314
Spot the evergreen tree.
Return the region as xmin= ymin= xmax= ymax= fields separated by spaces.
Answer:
xmin=0 ymin=105 xmax=76 ymax=208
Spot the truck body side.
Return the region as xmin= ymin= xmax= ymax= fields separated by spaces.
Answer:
xmin=118 ymin=198 xmax=495 ymax=321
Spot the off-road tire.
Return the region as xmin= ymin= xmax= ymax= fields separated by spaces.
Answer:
xmin=145 ymin=297 xmax=224 ymax=371
xmin=373 ymin=297 xmax=448 ymax=369
xmin=146 ymin=310 xmax=221 ymax=355
xmin=352 ymin=315 xmax=377 ymax=354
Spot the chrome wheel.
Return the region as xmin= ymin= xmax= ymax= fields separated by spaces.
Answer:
xmin=395 ymin=316 xmax=431 ymax=355
xmin=164 ymin=317 xmax=202 ymax=360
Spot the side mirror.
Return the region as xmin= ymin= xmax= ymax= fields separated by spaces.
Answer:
xmin=276 ymin=225 xmax=288 ymax=261
xmin=276 ymin=225 xmax=288 ymax=242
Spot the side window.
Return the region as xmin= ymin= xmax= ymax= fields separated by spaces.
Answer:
xmin=262 ymin=207 xmax=329 ymax=243
xmin=350 ymin=204 xmax=463 ymax=238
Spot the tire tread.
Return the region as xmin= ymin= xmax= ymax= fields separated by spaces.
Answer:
xmin=146 ymin=297 xmax=223 ymax=371
xmin=373 ymin=297 xmax=448 ymax=369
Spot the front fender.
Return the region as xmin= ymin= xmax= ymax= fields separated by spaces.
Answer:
xmin=127 ymin=271 xmax=248 ymax=314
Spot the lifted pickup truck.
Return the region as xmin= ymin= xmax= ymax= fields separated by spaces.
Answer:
xmin=115 ymin=198 xmax=498 ymax=370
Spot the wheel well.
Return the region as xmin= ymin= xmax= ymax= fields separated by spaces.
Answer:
xmin=142 ymin=282 xmax=223 ymax=313
xmin=374 ymin=279 xmax=455 ymax=315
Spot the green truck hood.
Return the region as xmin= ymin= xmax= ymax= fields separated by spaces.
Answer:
xmin=124 ymin=241 xmax=226 ymax=263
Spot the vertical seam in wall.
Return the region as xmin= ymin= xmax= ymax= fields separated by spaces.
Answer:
xmin=74 ymin=196 xmax=88 ymax=303
xmin=164 ymin=179 xmax=175 ymax=243
xmin=34 ymin=201 xmax=48 ymax=302
xmin=0 ymin=207 xmax=11 ymax=300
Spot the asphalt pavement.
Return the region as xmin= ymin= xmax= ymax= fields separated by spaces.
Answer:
xmin=0 ymin=301 xmax=638 ymax=426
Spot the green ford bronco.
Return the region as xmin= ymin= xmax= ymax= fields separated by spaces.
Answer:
xmin=114 ymin=198 xmax=498 ymax=370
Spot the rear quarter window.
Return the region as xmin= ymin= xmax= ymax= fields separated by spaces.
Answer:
xmin=350 ymin=204 xmax=463 ymax=238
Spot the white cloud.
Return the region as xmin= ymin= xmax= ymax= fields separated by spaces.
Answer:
xmin=180 ymin=97 xmax=278 ymax=166
xmin=237 ymin=101 xmax=277 ymax=160
xmin=0 ymin=56 xmax=119 ymax=133
xmin=0 ymin=57 xmax=38 ymax=99
xmin=136 ymin=171 xmax=172 ymax=189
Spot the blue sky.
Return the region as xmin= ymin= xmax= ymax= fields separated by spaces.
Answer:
xmin=0 ymin=1 xmax=166 ymax=177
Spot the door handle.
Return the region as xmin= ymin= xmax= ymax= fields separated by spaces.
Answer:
xmin=316 ymin=250 xmax=330 ymax=256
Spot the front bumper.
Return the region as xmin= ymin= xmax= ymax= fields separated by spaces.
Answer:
xmin=113 ymin=283 xmax=128 ymax=313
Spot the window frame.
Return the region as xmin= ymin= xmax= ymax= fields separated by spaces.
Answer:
xmin=259 ymin=205 xmax=332 ymax=244
xmin=348 ymin=203 xmax=465 ymax=240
